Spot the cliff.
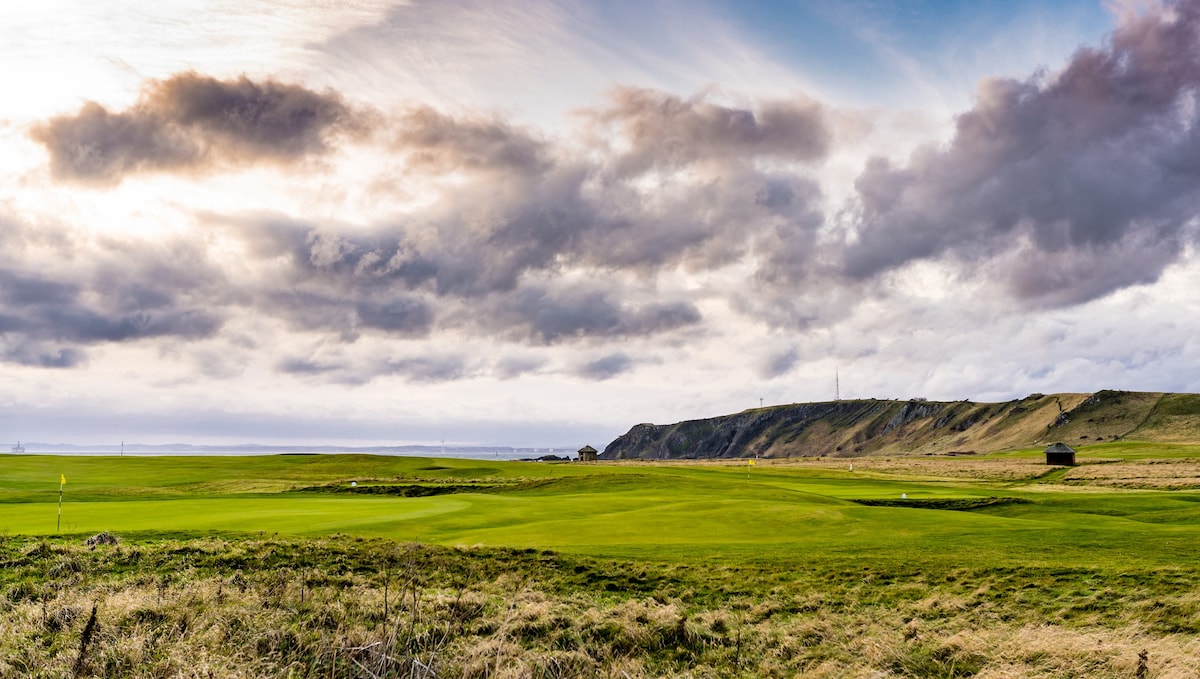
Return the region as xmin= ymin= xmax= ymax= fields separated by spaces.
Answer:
xmin=601 ymin=390 xmax=1198 ymax=460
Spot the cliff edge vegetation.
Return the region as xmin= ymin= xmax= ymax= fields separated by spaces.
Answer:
xmin=601 ymin=390 xmax=1200 ymax=460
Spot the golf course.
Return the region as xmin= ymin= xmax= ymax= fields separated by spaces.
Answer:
xmin=2 ymin=444 xmax=1199 ymax=677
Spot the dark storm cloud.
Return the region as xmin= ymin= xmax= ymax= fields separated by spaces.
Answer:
xmin=841 ymin=0 xmax=1200 ymax=306
xmin=380 ymin=354 xmax=471 ymax=383
xmin=274 ymin=351 xmax=477 ymax=385
xmin=759 ymin=347 xmax=799 ymax=379
xmin=28 ymin=0 xmax=1200 ymax=392
xmin=40 ymin=6 xmax=1200 ymax=388
xmin=145 ymin=79 xmax=833 ymax=347
xmin=575 ymin=353 xmax=634 ymax=380
xmin=355 ymin=298 xmax=434 ymax=334
xmin=750 ymin=178 xmax=825 ymax=287
xmin=592 ymin=87 xmax=830 ymax=173
xmin=0 ymin=271 xmax=77 ymax=307
xmin=225 ymin=212 xmax=701 ymax=345
xmin=264 ymin=289 xmax=433 ymax=339
xmin=476 ymin=285 xmax=702 ymax=344
xmin=493 ymin=354 xmax=546 ymax=379
xmin=371 ymin=89 xmax=830 ymax=299
xmin=0 ymin=267 xmax=223 ymax=344
xmin=2 ymin=344 xmax=85 ymax=369
xmin=152 ymin=74 xmax=361 ymax=158
xmin=192 ymin=84 xmax=834 ymax=376
xmin=1002 ymin=238 xmax=1181 ymax=308
xmin=32 ymin=102 xmax=197 ymax=183
xmin=276 ymin=357 xmax=345 ymax=375
xmin=40 ymin=308 xmax=218 ymax=343
xmin=395 ymin=105 xmax=551 ymax=175
xmin=0 ymin=291 xmax=221 ymax=367
xmin=0 ymin=234 xmax=226 ymax=367
xmin=33 ymin=73 xmax=362 ymax=183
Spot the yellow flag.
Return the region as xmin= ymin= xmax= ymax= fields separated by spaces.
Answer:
xmin=748 ymin=459 xmax=755 ymax=466
xmin=60 ymin=474 xmax=66 ymax=485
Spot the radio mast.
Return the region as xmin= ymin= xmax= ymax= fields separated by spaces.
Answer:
xmin=835 ymin=367 xmax=840 ymax=401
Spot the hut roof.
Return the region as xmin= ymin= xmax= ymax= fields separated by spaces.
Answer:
xmin=1044 ymin=442 xmax=1075 ymax=453
xmin=578 ymin=445 xmax=598 ymax=454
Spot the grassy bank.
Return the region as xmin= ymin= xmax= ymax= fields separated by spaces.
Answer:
xmin=3 ymin=535 xmax=1199 ymax=678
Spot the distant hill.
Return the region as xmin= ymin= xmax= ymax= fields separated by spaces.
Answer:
xmin=601 ymin=390 xmax=1200 ymax=460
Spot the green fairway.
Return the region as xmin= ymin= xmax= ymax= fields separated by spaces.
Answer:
xmin=4 ymin=452 xmax=1200 ymax=570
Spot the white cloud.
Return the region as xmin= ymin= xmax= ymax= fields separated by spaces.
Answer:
xmin=3 ymin=0 xmax=1199 ymax=449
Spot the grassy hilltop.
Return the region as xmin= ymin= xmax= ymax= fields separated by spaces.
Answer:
xmin=602 ymin=390 xmax=1200 ymax=460
xmin=1 ymin=445 xmax=1200 ymax=676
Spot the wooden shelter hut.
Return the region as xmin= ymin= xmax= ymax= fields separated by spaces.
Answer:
xmin=1044 ymin=442 xmax=1076 ymax=466
xmin=577 ymin=445 xmax=598 ymax=462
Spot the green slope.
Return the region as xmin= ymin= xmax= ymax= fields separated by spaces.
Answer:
xmin=602 ymin=390 xmax=1195 ymax=460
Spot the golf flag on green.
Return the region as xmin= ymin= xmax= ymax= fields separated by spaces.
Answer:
xmin=57 ymin=474 xmax=65 ymax=532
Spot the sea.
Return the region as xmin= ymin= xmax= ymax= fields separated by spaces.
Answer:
xmin=5 ymin=444 xmax=577 ymax=461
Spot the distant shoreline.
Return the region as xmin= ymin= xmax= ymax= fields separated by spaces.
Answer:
xmin=1 ymin=447 xmax=570 ymax=461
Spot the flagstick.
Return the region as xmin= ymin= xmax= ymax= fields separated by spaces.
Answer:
xmin=57 ymin=476 xmax=64 ymax=533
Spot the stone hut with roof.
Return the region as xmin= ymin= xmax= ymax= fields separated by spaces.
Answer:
xmin=1044 ymin=442 xmax=1076 ymax=466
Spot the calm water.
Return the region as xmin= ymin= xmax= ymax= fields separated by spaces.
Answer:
xmin=10 ymin=447 xmax=573 ymax=461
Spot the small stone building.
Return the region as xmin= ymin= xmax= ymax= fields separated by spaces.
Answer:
xmin=577 ymin=445 xmax=598 ymax=462
xmin=1044 ymin=442 xmax=1076 ymax=466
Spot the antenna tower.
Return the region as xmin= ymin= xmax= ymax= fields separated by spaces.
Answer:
xmin=835 ymin=367 xmax=840 ymax=401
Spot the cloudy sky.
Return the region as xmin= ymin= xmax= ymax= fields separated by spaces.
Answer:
xmin=4 ymin=0 xmax=1200 ymax=447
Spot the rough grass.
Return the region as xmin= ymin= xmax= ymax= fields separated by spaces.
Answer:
xmin=760 ymin=456 xmax=1052 ymax=482
xmin=1061 ymin=459 xmax=1200 ymax=489
xmin=2 ymin=535 xmax=1199 ymax=678
xmin=1129 ymin=393 xmax=1200 ymax=443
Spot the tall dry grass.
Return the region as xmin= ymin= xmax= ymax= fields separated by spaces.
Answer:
xmin=2 ymin=537 xmax=1198 ymax=677
xmin=1062 ymin=459 xmax=1200 ymax=489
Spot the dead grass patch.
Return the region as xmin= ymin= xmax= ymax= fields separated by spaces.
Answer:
xmin=757 ymin=456 xmax=1051 ymax=482
xmin=1063 ymin=459 xmax=1200 ymax=489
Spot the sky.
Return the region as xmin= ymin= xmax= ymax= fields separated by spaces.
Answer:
xmin=3 ymin=0 xmax=1200 ymax=448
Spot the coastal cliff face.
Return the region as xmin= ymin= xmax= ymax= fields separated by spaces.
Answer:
xmin=601 ymin=390 xmax=1195 ymax=459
